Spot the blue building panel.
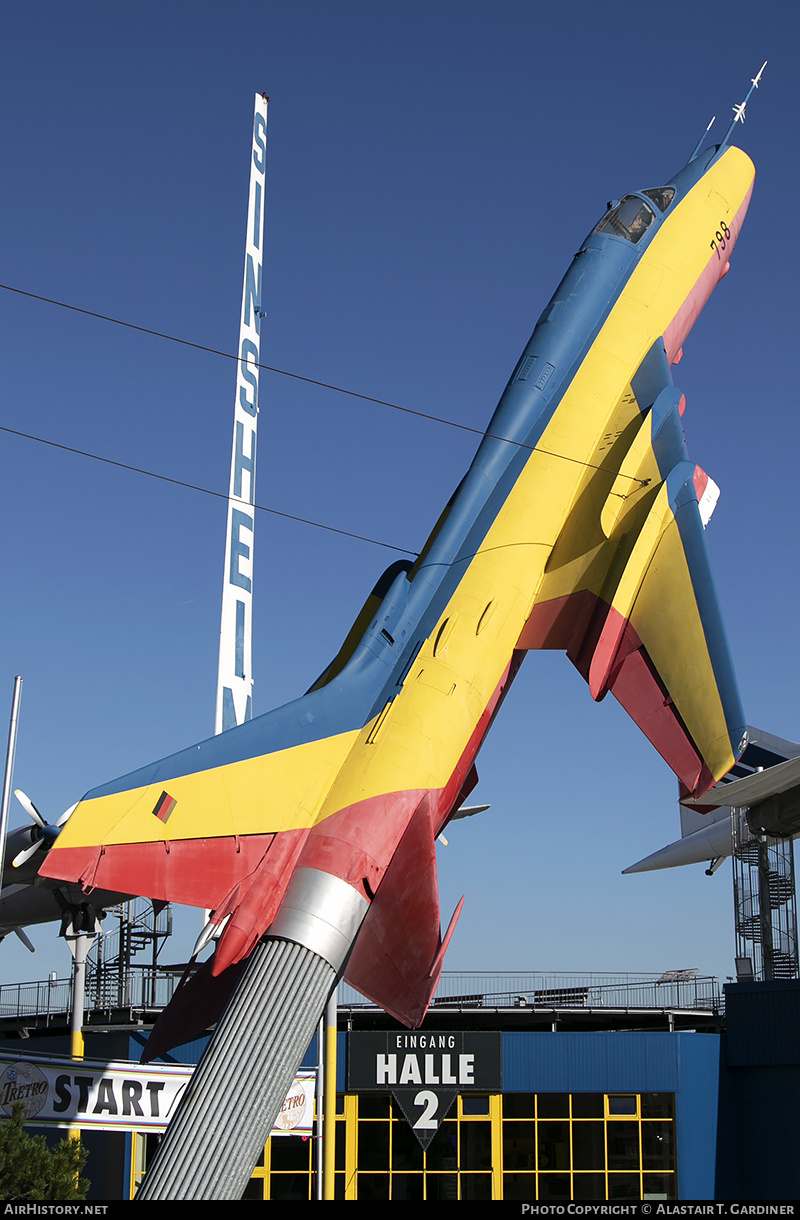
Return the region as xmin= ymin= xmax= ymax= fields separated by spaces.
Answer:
xmin=502 ymin=1031 xmax=683 ymax=1092
xmin=503 ymin=1031 xmax=720 ymax=1200
xmin=723 ymin=979 xmax=800 ymax=1067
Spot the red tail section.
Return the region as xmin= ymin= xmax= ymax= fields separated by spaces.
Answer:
xmin=343 ymin=794 xmax=463 ymax=1027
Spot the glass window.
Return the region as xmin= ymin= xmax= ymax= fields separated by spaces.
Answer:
xmin=641 ymin=1093 xmax=674 ymax=1119
xmin=428 ymin=1121 xmax=459 ymax=1172
xmin=538 ymin=1121 xmax=571 ymax=1171
xmin=391 ymin=1118 xmax=425 ymax=1172
xmin=643 ymin=1172 xmax=675 ymax=1200
xmin=357 ymin=1173 xmax=390 ymax=1200
xmin=460 ymin=1121 xmax=492 ymax=1170
xmin=608 ymin=1094 xmax=638 ymax=1117
xmin=270 ymin=1172 xmax=312 ymax=1201
xmin=572 ymin=1121 xmax=605 ymax=1170
xmin=607 ymin=1172 xmax=642 ymax=1199
xmin=607 ymin=1121 xmax=640 ymax=1170
xmin=503 ymin=1121 xmax=536 ymax=1171
xmin=572 ymin=1173 xmax=607 ymax=1200
xmin=461 ymin=1094 xmax=490 ymax=1116
xmin=390 ymin=1173 xmax=424 ymax=1200
xmin=572 ymin=1094 xmax=604 ymax=1118
xmin=504 ymin=1094 xmax=535 ymax=1118
xmin=358 ymin=1119 xmax=389 ymax=1170
xmin=594 ymin=195 xmax=655 ymax=243
xmin=642 ymin=1121 xmax=675 ymax=1171
xmin=504 ymin=1172 xmax=538 ymax=1200
xmin=538 ymin=1172 xmax=571 ymax=1199
xmin=359 ymin=1094 xmax=390 ymax=1118
xmin=537 ymin=1093 xmax=570 ymax=1118
xmin=642 ymin=187 xmax=675 ymax=212
xmin=271 ymin=1135 xmax=310 ymax=1171
xmin=426 ymin=1173 xmax=459 ymax=1200
xmin=232 ymin=1088 xmax=678 ymax=1201
xmin=461 ymin=1173 xmax=492 ymax=1200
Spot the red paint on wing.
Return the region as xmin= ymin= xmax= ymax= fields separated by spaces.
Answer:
xmin=606 ymin=645 xmax=704 ymax=794
xmin=518 ymin=592 xmax=708 ymax=794
xmin=588 ymin=606 xmax=641 ymax=701
xmin=42 ymin=834 xmax=278 ymax=911
xmin=211 ymin=828 xmax=309 ymax=974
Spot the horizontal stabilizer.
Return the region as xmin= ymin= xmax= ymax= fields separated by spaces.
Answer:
xmin=449 ymin=802 xmax=490 ymax=822
xmin=343 ymin=794 xmax=462 ymax=1027
xmin=680 ymin=754 xmax=800 ymax=810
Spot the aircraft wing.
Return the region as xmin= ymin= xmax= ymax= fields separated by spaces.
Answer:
xmin=39 ymin=686 xmax=362 ymax=914
xmin=679 ymin=755 xmax=800 ymax=810
xmin=519 ymin=337 xmax=746 ymax=798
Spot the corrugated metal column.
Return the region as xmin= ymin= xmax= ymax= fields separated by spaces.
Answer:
xmin=137 ymin=938 xmax=334 ymax=1200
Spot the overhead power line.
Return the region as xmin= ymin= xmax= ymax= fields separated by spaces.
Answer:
xmin=1 ymin=283 xmax=650 ymax=556
xmin=0 ymin=423 xmax=418 ymax=557
xmin=0 ymin=281 xmax=484 ymax=441
xmin=0 ymin=281 xmax=647 ymax=489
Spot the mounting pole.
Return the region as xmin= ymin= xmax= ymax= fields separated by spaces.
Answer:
xmin=0 ymin=676 xmax=23 ymax=889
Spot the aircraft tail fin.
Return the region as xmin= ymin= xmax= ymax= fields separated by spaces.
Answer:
xmin=343 ymin=794 xmax=463 ymax=1028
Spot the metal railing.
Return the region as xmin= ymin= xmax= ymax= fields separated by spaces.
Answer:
xmin=339 ymin=970 xmax=723 ymax=1013
xmin=0 ymin=967 xmax=180 ymax=1024
xmin=0 ymin=977 xmax=74 ymax=1024
xmin=0 ymin=968 xmax=723 ymax=1026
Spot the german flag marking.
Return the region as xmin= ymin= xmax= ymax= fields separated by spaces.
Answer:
xmin=153 ymin=791 xmax=177 ymax=823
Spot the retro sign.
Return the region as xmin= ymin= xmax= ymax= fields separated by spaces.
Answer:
xmin=0 ymin=1054 xmax=313 ymax=1136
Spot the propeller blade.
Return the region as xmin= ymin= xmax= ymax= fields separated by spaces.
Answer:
xmin=13 ymin=928 xmax=35 ymax=953
xmin=14 ymin=790 xmax=46 ymax=829
xmin=56 ymin=803 xmax=78 ymax=828
xmin=12 ymin=839 xmax=44 ymax=869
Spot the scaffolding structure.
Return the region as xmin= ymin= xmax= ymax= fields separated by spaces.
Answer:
xmin=732 ymin=806 xmax=799 ymax=981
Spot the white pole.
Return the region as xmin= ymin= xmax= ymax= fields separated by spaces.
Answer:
xmin=0 ymin=676 xmax=23 ymax=889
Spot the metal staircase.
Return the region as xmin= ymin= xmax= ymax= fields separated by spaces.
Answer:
xmin=732 ymin=808 xmax=798 ymax=980
xmin=86 ymin=899 xmax=173 ymax=1011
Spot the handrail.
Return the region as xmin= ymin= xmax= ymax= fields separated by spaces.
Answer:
xmin=0 ymin=968 xmax=723 ymax=1024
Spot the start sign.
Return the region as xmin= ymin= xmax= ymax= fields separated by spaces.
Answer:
xmin=0 ymin=1053 xmax=314 ymax=1137
xmin=347 ymin=1031 xmax=502 ymax=1150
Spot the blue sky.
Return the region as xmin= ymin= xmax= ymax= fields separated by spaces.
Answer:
xmin=1 ymin=1 xmax=798 ymax=988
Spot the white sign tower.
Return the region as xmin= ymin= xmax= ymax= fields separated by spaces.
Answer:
xmin=215 ymin=94 xmax=269 ymax=734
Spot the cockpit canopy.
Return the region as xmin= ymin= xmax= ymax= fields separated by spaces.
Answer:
xmin=593 ymin=186 xmax=675 ymax=244
xmin=642 ymin=187 xmax=675 ymax=211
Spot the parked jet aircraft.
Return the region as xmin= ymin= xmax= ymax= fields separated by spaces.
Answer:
xmin=41 ymin=91 xmax=761 ymax=1049
xmin=624 ymin=728 xmax=800 ymax=874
